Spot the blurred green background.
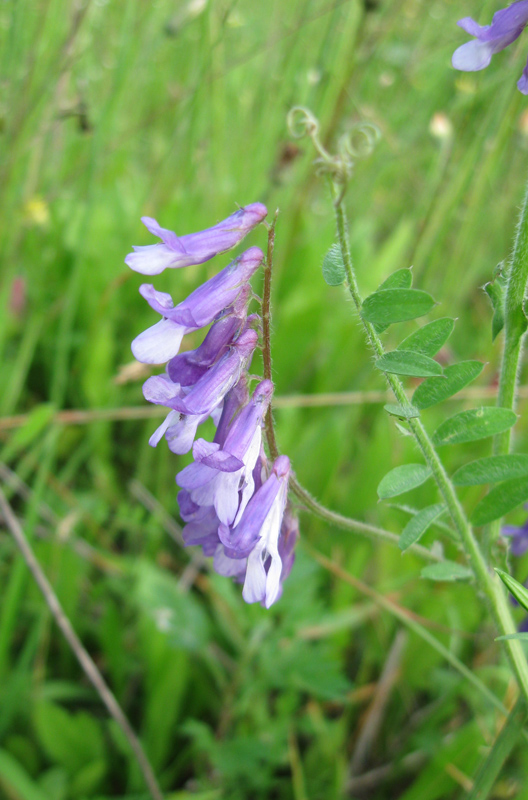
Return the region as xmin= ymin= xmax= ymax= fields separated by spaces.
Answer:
xmin=3 ymin=0 xmax=528 ymax=797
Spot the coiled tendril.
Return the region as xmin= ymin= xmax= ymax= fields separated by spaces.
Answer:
xmin=286 ymin=106 xmax=380 ymax=198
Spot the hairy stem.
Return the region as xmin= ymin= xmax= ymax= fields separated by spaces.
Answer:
xmin=289 ymin=476 xmax=441 ymax=561
xmin=0 ymin=488 xmax=164 ymax=800
xmin=329 ymin=179 xmax=528 ymax=702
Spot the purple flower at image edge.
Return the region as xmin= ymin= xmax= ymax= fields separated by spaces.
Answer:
xmin=452 ymin=1 xmax=528 ymax=93
xmin=501 ymin=509 xmax=528 ymax=557
xmin=501 ymin=509 xmax=528 ymax=630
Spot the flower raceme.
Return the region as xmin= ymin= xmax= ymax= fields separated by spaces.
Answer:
xmin=126 ymin=204 xmax=298 ymax=606
xmin=452 ymin=1 xmax=528 ymax=93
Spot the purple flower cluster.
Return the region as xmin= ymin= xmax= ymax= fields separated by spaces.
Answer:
xmin=126 ymin=204 xmax=299 ymax=607
xmin=452 ymin=1 xmax=528 ymax=94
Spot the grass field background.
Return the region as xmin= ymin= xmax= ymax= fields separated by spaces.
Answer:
xmin=2 ymin=0 xmax=528 ymax=798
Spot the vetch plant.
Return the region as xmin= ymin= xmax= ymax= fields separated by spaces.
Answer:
xmin=126 ymin=93 xmax=528 ymax=686
xmin=122 ymin=6 xmax=528 ymax=794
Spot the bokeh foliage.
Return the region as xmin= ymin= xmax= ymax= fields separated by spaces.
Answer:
xmin=2 ymin=0 xmax=528 ymax=797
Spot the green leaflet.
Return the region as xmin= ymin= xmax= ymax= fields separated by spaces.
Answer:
xmin=378 ymin=268 xmax=413 ymax=291
xmin=412 ymin=360 xmax=484 ymax=410
xmin=376 ymin=350 xmax=443 ymax=377
xmin=377 ymin=464 xmax=431 ymax=499
xmin=322 ymin=244 xmax=346 ymax=286
xmin=389 ymin=503 xmax=457 ymax=539
xmin=372 ymin=270 xmax=414 ymax=332
xmin=432 ymin=407 xmax=517 ymax=446
xmin=421 ymin=562 xmax=473 ymax=582
xmin=362 ymin=288 xmax=436 ymax=327
xmin=496 ymin=569 xmax=528 ymax=614
xmin=472 ymin=477 xmax=528 ymax=525
xmin=452 ymin=454 xmax=528 ymax=486
xmin=399 ymin=503 xmax=445 ymax=552
xmin=384 ymin=403 xmax=420 ymax=419
xmin=397 ymin=317 xmax=455 ymax=357
xmin=484 ymin=266 xmax=507 ymax=342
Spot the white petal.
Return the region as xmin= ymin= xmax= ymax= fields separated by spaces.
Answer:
xmin=149 ymin=409 xmax=180 ymax=447
xmin=131 ymin=319 xmax=185 ymax=363
xmin=214 ymin=469 xmax=244 ymax=525
xmin=265 ymin=553 xmax=283 ymax=608
xmin=452 ymin=40 xmax=493 ymax=71
xmin=242 ymin=546 xmax=267 ymax=603
xmin=258 ymin=482 xmax=287 ymax=556
xmin=125 ymin=244 xmax=179 ymax=275
xmin=190 ymin=474 xmax=220 ymax=508
xmin=233 ymin=428 xmax=261 ymax=525
xmin=166 ymin=415 xmax=201 ymax=455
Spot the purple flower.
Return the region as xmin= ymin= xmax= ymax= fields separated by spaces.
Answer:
xmin=213 ymin=546 xmax=247 ymax=581
xmin=183 ymin=512 xmax=221 ymax=557
xmin=131 ymin=247 xmax=263 ymax=363
xmin=176 ymin=380 xmax=273 ymax=525
xmin=125 ymin=203 xmax=267 ymax=275
xmin=502 ymin=512 xmax=528 ymax=556
xmin=142 ymin=327 xmax=256 ymax=454
xmin=166 ymin=328 xmax=258 ymax=417
xmin=452 ymin=2 xmax=528 ymax=93
xmin=219 ymin=455 xmax=291 ymax=608
xmin=501 ymin=511 xmax=528 ymax=630
xmin=132 ymin=247 xmax=264 ymax=364
xmin=167 ymin=291 xmax=251 ymax=387
xmin=142 ymin=376 xmax=210 ymax=454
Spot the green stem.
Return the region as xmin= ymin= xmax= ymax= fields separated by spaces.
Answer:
xmin=329 ymin=179 xmax=528 ymax=703
xmin=467 ymin=697 xmax=526 ymax=800
xmin=487 ymin=184 xmax=528 ymax=553
xmin=289 ymin=476 xmax=441 ymax=562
